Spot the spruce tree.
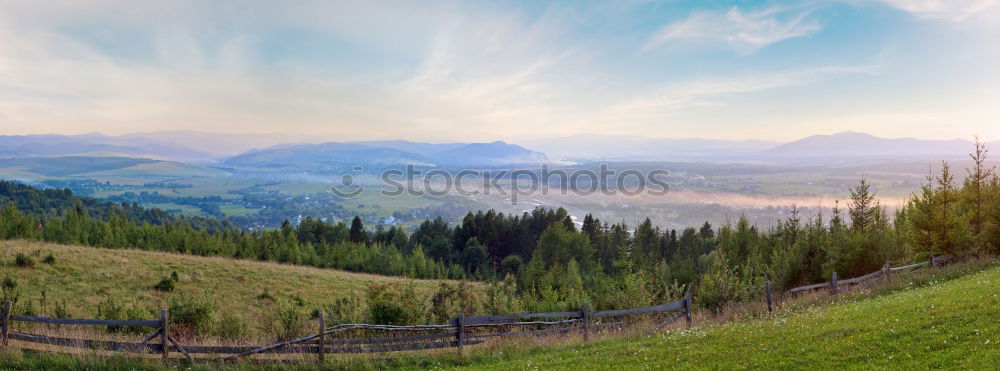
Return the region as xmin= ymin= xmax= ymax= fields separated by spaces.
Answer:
xmin=349 ymin=216 xmax=366 ymax=244
xmin=963 ymin=136 xmax=992 ymax=252
xmin=848 ymin=178 xmax=879 ymax=232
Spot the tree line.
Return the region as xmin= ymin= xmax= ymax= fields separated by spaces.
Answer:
xmin=1 ymin=139 xmax=998 ymax=312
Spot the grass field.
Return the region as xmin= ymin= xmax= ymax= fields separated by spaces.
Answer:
xmin=0 ymin=240 xmax=466 ymax=339
xmin=439 ymin=262 xmax=1000 ymax=369
xmin=0 ymin=252 xmax=997 ymax=369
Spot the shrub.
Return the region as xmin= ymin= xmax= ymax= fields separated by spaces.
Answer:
xmin=1 ymin=276 xmax=19 ymax=304
xmin=42 ymin=254 xmax=56 ymax=264
xmin=484 ymin=275 xmax=521 ymax=315
xmin=53 ymin=300 xmax=68 ymax=318
xmin=154 ymin=278 xmax=176 ymax=292
xmin=257 ymin=288 xmax=276 ymax=301
xmin=500 ymin=255 xmax=524 ymax=277
xmin=430 ymin=281 xmax=479 ymax=323
xmin=21 ymin=299 xmax=36 ymax=317
xmin=215 ymin=312 xmax=251 ymax=340
xmin=14 ymin=253 xmax=34 ymax=268
xmin=365 ymin=283 xmax=428 ymax=325
xmin=96 ymin=296 xmax=149 ymax=334
xmin=272 ymin=299 xmax=308 ymax=340
xmin=169 ymin=296 xmax=216 ymax=334
xmin=325 ymin=297 xmax=365 ymax=325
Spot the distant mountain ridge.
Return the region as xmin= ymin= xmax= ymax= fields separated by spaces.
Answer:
xmin=519 ymin=134 xmax=779 ymax=162
xmin=0 ymin=134 xmax=212 ymax=163
xmin=222 ymin=140 xmax=548 ymax=168
xmin=0 ymin=156 xmax=227 ymax=178
xmin=767 ymin=131 xmax=977 ymax=157
xmin=1 ymin=131 xmax=992 ymax=167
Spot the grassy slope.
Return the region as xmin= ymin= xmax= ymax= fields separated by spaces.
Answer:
xmin=450 ymin=265 xmax=1000 ymax=370
xmin=0 ymin=258 xmax=998 ymax=369
xmin=0 ymin=240 xmax=455 ymax=328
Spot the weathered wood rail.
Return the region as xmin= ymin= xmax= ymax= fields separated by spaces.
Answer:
xmin=0 ymin=253 xmax=960 ymax=364
xmin=785 ymin=255 xmax=955 ymax=295
xmin=1 ymin=304 xmax=178 ymax=360
xmin=0 ymin=292 xmax=692 ymax=364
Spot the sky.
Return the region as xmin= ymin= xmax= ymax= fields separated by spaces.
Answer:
xmin=0 ymin=0 xmax=998 ymax=143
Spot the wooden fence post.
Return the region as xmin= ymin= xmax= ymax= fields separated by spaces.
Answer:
xmin=456 ymin=314 xmax=465 ymax=359
xmin=831 ymin=272 xmax=838 ymax=295
xmin=317 ymin=311 xmax=326 ymax=363
xmin=160 ymin=309 xmax=169 ymax=362
xmin=884 ymin=261 xmax=891 ymax=282
xmin=765 ymin=281 xmax=773 ymax=313
xmin=1 ymin=300 xmax=11 ymax=346
xmin=929 ymin=256 xmax=935 ymax=268
xmin=582 ymin=302 xmax=590 ymax=342
xmin=684 ymin=292 xmax=692 ymax=328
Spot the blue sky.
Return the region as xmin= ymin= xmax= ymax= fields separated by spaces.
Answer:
xmin=0 ymin=0 xmax=998 ymax=142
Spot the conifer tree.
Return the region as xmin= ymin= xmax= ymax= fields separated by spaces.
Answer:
xmin=963 ymin=137 xmax=992 ymax=252
xmin=349 ymin=216 xmax=366 ymax=244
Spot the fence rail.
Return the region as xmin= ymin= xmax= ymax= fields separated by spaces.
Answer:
xmin=4 ymin=254 xmax=956 ymax=364
xmin=0 ymin=291 xmax=692 ymax=364
xmin=785 ymin=255 xmax=955 ymax=295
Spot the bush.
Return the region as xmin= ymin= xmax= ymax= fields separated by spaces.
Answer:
xmin=215 ymin=312 xmax=251 ymax=340
xmin=14 ymin=253 xmax=34 ymax=268
xmin=325 ymin=297 xmax=365 ymax=325
xmin=153 ymin=278 xmax=176 ymax=292
xmin=257 ymin=288 xmax=276 ymax=301
xmin=42 ymin=254 xmax=56 ymax=264
xmin=169 ymin=296 xmax=216 ymax=334
xmin=365 ymin=283 xmax=428 ymax=325
xmin=430 ymin=281 xmax=479 ymax=323
xmin=2 ymin=276 xmax=19 ymax=305
xmin=53 ymin=300 xmax=68 ymax=318
xmin=96 ymin=296 xmax=150 ymax=334
xmin=484 ymin=275 xmax=521 ymax=315
xmin=500 ymin=255 xmax=524 ymax=277
xmin=272 ymin=299 xmax=308 ymax=340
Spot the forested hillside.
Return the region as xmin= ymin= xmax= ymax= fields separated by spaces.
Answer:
xmin=1 ymin=141 xmax=998 ymax=314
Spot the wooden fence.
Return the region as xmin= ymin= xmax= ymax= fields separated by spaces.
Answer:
xmin=4 ymin=255 xmax=955 ymax=363
xmin=773 ymin=255 xmax=955 ymax=303
xmin=0 ymin=292 xmax=692 ymax=363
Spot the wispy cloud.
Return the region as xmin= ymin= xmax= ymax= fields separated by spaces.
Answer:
xmin=643 ymin=6 xmax=823 ymax=54
xmin=880 ymin=0 xmax=1000 ymax=21
xmin=602 ymin=64 xmax=881 ymax=122
xmin=0 ymin=1 xmax=996 ymax=142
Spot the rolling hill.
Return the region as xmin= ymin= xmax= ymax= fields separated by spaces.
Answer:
xmin=767 ymin=131 xmax=978 ymax=158
xmin=222 ymin=140 xmax=549 ymax=169
xmin=430 ymin=141 xmax=548 ymax=166
xmin=0 ymin=240 xmax=467 ymax=338
xmin=222 ymin=142 xmax=436 ymax=168
xmin=518 ymin=133 xmax=779 ymax=162
xmin=0 ymin=134 xmax=212 ymax=163
xmin=2 ymin=253 xmax=995 ymax=369
xmin=0 ymin=156 xmax=228 ymax=178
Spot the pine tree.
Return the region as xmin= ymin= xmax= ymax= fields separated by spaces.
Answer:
xmin=933 ymin=162 xmax=969 ymax=256
xmin=699 ymin=221 xmax=714 ymax=240
xmin=848 ymin=178 xmax=879 ymax=232
xmin=963 ymin=136 xmax=993 ymax=252
xmin=349 ymin=216 xmax=366 ymax=244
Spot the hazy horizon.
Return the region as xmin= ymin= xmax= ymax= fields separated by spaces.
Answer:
xmin=2 ymin=1 xmax=998 ymax=142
